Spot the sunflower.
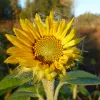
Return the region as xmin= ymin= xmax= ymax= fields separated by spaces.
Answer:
xmin=4 ymin=11 xmax=84 ymax=81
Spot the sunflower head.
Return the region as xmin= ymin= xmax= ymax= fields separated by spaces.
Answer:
xmin=4 ymin=11 xmax=84 ymax=81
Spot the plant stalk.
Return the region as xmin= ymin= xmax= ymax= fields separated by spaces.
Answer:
xmin=73 ymin=85 xmax=78 ymax=100
xmin=42 ymin=79 xmax=54 ymax=100
xmin=54 ymin=82 xmax=67 ymax=100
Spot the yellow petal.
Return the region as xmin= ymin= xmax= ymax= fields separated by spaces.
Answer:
xmin=20 ymin=19 xmax=38 ymax=40
xmin=38 ymin=71 xmax=45 ymax=80
xmin=52 ymin=21 xmax=59 ymax=36
xmin=5 ymin=34 xmax=31 ymax=51
xmin=7 ymin=47 xmax=32 ymax=55
xmin=7 ymin=47 xmax=17 ymax=54
xmin=49 ymin=24 xmax=53 ymax=36
xmin=63 ymin=47 xmax=80 ymax=54
xmin=28 ymin=28 xmax=39 ymax=40
xmin=47 ymin=11 xmax=54 ymax=36
xmin=61 ymin=67 xmax=66 ymax=76
xmin=63 ymin=37 xmax=85 ymax=49
xmin=49 ymin=11 xmax=54 ymax=21
xmin=35 ymin=13 xmax=41 ymax=21
xmin=15 ymin=28 xmax=34 ymax=43
xmin=17 ymin=57 xmax=40 ymax=68
xmin=25 ymin=19 xmax=41 ymax=39
xmin=46 ymin=16 xmax=50 ymax=35
xmin=45 ymin=69 xmax=50 ymax=75
xmin=49 ymin=64 xmax=55 ymax=72
xmin=4 ymin=56 xmax=18 ymax=64
xmin=20 ymin=18 xmax=29 ymax=32
xmin=13 ymin=28 xmax=33 ymax=47
xmin=50 ymin=72 xmax=57 ymax=78
xmin=14 ymin=52 xmax=34 ymax=58
xmin=54 ymin=61 xmax=64 ymax=70
xmin=46 ymin=74 xmax=53 ymax=81
xmin=65 ymin=54 xmax=82 ymax=59
xmin=55 ymin=19 xmax=66 ymax=38
xmin=34 ymin=20 xmax=46 ymax=37
xmin=72 ymin=54 xmax=83 ymax=59
xmin=59 ymin=55 xmax=68 ymax=64
xmin=62 ymin=29 xmax=76 ymax=45
xmin=60 ymin=18 xmax=74 ymax=39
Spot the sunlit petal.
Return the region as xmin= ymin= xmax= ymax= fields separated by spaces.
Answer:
xmin=62 ymin=29 xmax=76 ymax=45
xmin=60 ymin=18 xmax=74 ymax=39
xmin=63 ymin=37 xmax=85 ymax=48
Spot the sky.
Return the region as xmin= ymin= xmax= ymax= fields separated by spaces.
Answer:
xmin=18 ymin=0 xmax=33 ymax=8
xmin=75 ymin=0 xmax=100 ymax=16
xmin=19 ymin=0 xmax=100 ymax=17
xmin=18 ymin=0 xmax=27 ymax=8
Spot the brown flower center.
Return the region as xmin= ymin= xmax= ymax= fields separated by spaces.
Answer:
xmin=34 ymin=36 xmax=63 ymax=63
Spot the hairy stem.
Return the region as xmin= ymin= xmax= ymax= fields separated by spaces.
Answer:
xmin=54 ymin=82 xmax=68 ymax=100
xmin=42 ymin=79 xmax=54 ymax=100
xmin=73 ymin=85 xmax=78 ymax=100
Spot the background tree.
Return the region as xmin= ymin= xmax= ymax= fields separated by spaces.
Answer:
xmin=32 ymin=0 xmax=73 ymax=19
xmin=10 ymin=0 xmax=21 ymax=19
xmin=20 ymin=0 xmax=32 ymax=19
xmin=20 ymin=0 xmax=74 ymax=20
xmin=75 ymin=13 xmax=100 ymax=29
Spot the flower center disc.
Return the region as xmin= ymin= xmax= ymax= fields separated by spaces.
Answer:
xmin=34 ymin=36 xmax=63 ymax=63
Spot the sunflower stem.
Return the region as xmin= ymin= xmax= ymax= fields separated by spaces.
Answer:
xmin=42 ymin=79 xmax=54 ymax=100
xmin=54 ymin=82 xmax=68 ymax=100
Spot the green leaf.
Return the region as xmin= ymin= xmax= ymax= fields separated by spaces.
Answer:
xmin=17 ymin=83 xmax=37 ymax=93
xmin=78 ymin=86 xmax=92 ymax=100
xmin=61 ymin=70 xmax=100 ymax=85
xmin=8 ymin=91 xmax=32 ymax=100
xmin=8 ymin=83 xmax=43 ymax=100
xmin=17 ymin=82 xmax=45 ymax=96
xmin=0 ymin=72 xmax=33 ymax=95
